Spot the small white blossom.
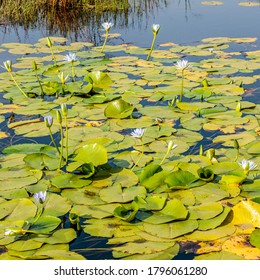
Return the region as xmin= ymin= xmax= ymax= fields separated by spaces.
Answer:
xmin=4 ymin=229 xmax=15 ymax=236
xmin=167 ymin=140 xmax=178 ymax=151
xmin=131 ymin=128 xmax=145 ymax=138
xmin=58 ymin=72 xmax=69 ymax=84
xmin=44 ymin=116 xmax=53 ymax=128
xmin=3 ymin=60 xmax=12 ymax=72
xmin=175 ymin=59 xmax=190 ymax=70
xmin=152 ymin=24 xmax=160 ymax=34
xmin=102 ymin=22 xmax=113 ymax=32
xmin=208 ymin=48 xmax=214 ymax=53
xmin=239 ymin=159 xmax=257 ymax=171
xmin=34 ymin=191 xmax=47 ymax=203
xmin=64 ymin=52 xmax=77 ymax=62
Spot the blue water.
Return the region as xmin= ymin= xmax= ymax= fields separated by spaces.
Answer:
xmin=0 ymin=0 xmax=259 ymax=47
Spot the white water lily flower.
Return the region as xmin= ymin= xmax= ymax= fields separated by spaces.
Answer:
xmin=239 ymin=159 xmax=257 ymax=171
xmin=34 ymin=191 xmax=47 ymax=203
xmin=175 ymin=59 xmax=190 ymax=70
xmin=58 ymin=72 xmax=69 ymax=84
xmin=208 ymin=48 xmax=214 ymax=53
xmin=3 ymin=60 xmax=12 ymax=72
xmin=131 ymin=128 xmax=145 ymax=138
xmin=64 ymin=52 xmax=77 ymax=62
xmin=167 ymin=140 xmax=178 ymax=151
xmin=102 ymin=22 xmax=113 ymax=32
xmin=152 ymin=24 xmax=160 ymax=34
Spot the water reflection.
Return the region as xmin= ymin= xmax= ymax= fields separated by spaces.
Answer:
xmin=0 ymin=0 xmax=169 ymax=44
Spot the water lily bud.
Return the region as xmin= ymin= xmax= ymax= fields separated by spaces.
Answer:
xmin=236 ymin=102 xmax=241 ymax=112
xmin=234 ymin=139 xmax=239 ymax=150
xmin=202 ymin=79 xmax=209 ymax=87
xmin=32 ymin=61 xmax=38 ymax=71
xmin=206 ymin=149 xmax=215 ymax=160
xmin=33 ymin=191 xmax=47 ymax=204
xmin=61 ymin=103 xmax=68 ymax=117
xmin=152 ymin=24 xmax=160 ymax=35
xmin=4 ymin=228 xmax=25 ymax=236
xmin=44 ymin=116 xmax=53 ymax=128
xmin=56 ymin=110 xmax=62 ymax=124
xmin=3 ymin=60 xmax=12 ymax=72
xmin=199 ymin=144 xmax=203 ymax=156
xmin=47 ymin=37 xmax=52 ymax=47
xmin=58 ymin=72 xmax=69 ymax=84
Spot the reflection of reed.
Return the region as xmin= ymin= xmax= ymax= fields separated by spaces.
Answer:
xmin=0 ymin=0 xmax=168 ymax=43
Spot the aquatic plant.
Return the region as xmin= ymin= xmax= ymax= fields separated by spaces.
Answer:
xmin=2 ymin=60 xmax=28 ymax=98
xmin=146 ymin=24 xmax=160 ymax=61
xmin=101 ymin=22 xmax=113 ymax=53
xmin=44 ymin=115 xmax=60 ymax=154
xmin=64 ymin=52 xmax=77 ymax=81
xmin=32 ymin=61 xmax=45 ymax=98
xmin=33 ymin=191 xmax=47 ymax=204
xmin=175 ymin=59 xmax=190 ymax=102
xmin=131 ymin=128 xmax=145 ymax=171
xmin=47 ymin=37 xmax=57 ymax=66
xmin=0 ymin=36 xmax=259 ymax=261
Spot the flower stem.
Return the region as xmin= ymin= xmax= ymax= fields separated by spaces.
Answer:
xmin=59 ymin=123 xmax=64 ymax=169
xmin=35 ymin=69 xmax=44 ymax=99
xmin=48 ymin=127 xmax=60 ymax=154
xmin=160 ymin=149 xmax=170 ymax=166
xmin=65 ymin=116 xmax=69 ymax=165
xmin=131 ymin=140 xmax=144 ymax=172
xmin=49 ymin=45 xmax=57 ymax=66
xmin=101 ymin=31 xmax=109 ymax=53
xmin=71 ymin=61 xmax=75 ymax=82
xmin=146 ymin=33 xmax=157 ymax=61
xmin=9 ymin=72 xmax=28 ymax=98
xmin=180 ymin=69 xmax=184 ymax=102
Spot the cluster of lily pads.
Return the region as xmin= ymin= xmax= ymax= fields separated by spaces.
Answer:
xmin=0 ymin=23 xmax=260 ymax=259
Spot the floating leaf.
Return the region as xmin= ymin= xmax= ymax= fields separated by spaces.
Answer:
xmin=143 ymin=220 xmax=198 ymax=239
xmin=165 ymin=171 xmax=198 ymax=189
xmin=231 ymin=200 xmax=260 ymax=227
xmin=104 ymin=99 xmax=134 ymax=119
xmin=74 ymin=143 xmax=108 ymax=167
xmin=29 ymin=216 xmax=61 ymax=234
xmin=100 ymin=185 xmax=147 ymax=203
xmin=188 ymin=202 xmax=223 ymax=219
xmin=51 ymin=174 xmax=91 ymax=189
xmin=249 ymin=229 xmax=260 ymax=249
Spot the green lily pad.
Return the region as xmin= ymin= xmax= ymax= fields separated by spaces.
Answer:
xmin=104 ymin=99 xmax=134 ymax=119
xmin=188 ymin=202 xmax=223 ymax=219
xmin=51 ymin=174 xmax=92 ymax=189
xmin=249 ymin=229 xmax=260 ymax=249
xmin=143 ymin=219 xmax=198 ymax=239
xmin=198 ymin=207 xmax=231 ymax=230
xmin=99 ymin=185 xmax=147 ymax=203
xmin=74 ymin=143 xmax=108 ymax=167
xmin=29 ymin=216 xmax=61 ymax=234
xmin=165 ymin=170 xmax=198 ymax=189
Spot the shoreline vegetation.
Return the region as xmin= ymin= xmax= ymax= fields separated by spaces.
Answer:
xmin=0 ymin=0 xmax=167 ymax=42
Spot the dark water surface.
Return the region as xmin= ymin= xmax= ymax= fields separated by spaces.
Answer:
xmin=0 ymin=0 xmax=259 ymax=47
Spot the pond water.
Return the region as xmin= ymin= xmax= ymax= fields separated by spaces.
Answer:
xmin=0 ymin=1 xmax=260 ymax=261
xmin=0 ymin=0 xmax=260 ymax=48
